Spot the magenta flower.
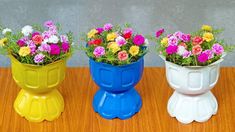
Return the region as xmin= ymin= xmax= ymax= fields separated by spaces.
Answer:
xmin=133 ymin=34 xmax=145 ymax=46
xmin=93 ymin=46 xmax=105 ymax=58
xmin=38 ymin=43 xmax=51 ymax=53
xmin=17 ymin=39 xmax=25 ymax=47
xmin=50 ymin=44 xmax=61 ymax=55
xmin=34 ymin=53 xmax=45 ymax=63
xmin=96 ymin=27 xmax=104 ymax=34
xmin=115 ymin=36 xmax=127 ymax=46
xmin=168 ymin=36 xmax=178 ymax=46
xmin=203 ymin=50 xmax=214 ymax=59
xmin=44 ymin=20 xmax=55 ymax=28
xmin=32 ymin=32 xmax=40 ymax=38
xmin=166 ymin=45 xmax=178 ymax=55
xmin=61 ymin=42 xmax=70 ymax=53
xmin=156 ymin=28 xmax=165 ymax=38
xmin=212 ymin=43 xmax=224 ymax=55
xmin=181 ymin=34 xmax=191 ymax=42
xmin=60 ymin=35 xmax=68 ymax=43
xmin=103 ymin=23 xmax=113 ymax=31
xmin=198 ymin=52 xmax=209 ymax=63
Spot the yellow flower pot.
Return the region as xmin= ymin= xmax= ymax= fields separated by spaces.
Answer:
xmin=10 ymin=55 xmax=66 ymax=122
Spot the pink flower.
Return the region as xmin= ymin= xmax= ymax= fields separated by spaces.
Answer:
xmin=44 ymin=20 xmax=55 ymax=28
xmin=38 ymin=43 xmax=51 ymax=53
xmin=32 ymin=35 xmax=43 ymax=45
xmin=198 ymin=52 xmax=209 ymax=63
xmin=61 ymin=42 xmax=70 ymax=53
xmin=212 ymin=43 xmax=224 ymax=55
xmin=155 ymin=28 xmax=164 ymax=38
xmin=192 ymin=45 xmax=202 ymax=55
xmin=34 ymin=53 xmax=45 ymax=63
xmin=183 ymin=50 xmax=192 ymax=58
xmin=168 ymin=36 xmax=178 ymax=46
xmin=42 ymin=31 xmax=52 ymax=39
xmin=174 ymin=31 xmax=183 ymax=38
xmin=116 ymin=36 xmax=127 ymax=46
xmin=133 ymin=34 xmax=145 ymax=46
xmin=28 ymin=41 xmax=36 ymax=55
xmin=181 ymin=34 xmax=191 ymax=42
xmin=166 ymin=45 xmax=178 ymax=55
xmin=203 ymin=50 xmax=214 ymax=59
xmin=93 ymin=46 xmax=105 ymax=58
xmin=60 ymin=35 xmax=68 ymax=43
xmin=103 ymin=23 xmax=113 ymax=31
xmin=118 ymin=51 xmax=128 ymax=61
xmin=192 ymin=36 xmax=203 ymax=45
xmin=50 ymin=44 xmax=61 ymax=55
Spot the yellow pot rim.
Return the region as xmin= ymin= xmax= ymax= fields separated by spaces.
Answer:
xmin=9 ymin=54 xmax=67 ymax=68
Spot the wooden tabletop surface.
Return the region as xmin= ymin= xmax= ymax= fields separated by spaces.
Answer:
xmin=0 ymin=67 xmax=234 ymax=132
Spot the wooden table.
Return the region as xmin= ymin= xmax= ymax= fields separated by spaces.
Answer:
xmin=0 ymin=68 xmax=234 ymax=132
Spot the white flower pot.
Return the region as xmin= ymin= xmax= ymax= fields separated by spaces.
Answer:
xmin=164 ymin=59 xmax=223 ymax=124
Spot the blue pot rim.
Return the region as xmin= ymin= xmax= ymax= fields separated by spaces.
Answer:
xmin=89 ymin=56 xmax=144 ymax=68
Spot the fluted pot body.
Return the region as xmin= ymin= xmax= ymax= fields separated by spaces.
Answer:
xmin=165 ymin=60 xmax=222 ymax=124
xmin=10 ymin=55 xmax=66 ymax=122
xmin=90 ymin=57 xmax=144 ymax=120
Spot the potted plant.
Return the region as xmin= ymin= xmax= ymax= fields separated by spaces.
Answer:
xmin=0 ymin=20 xmax=74 ymax=122
xmin=152 ymin=25 xmax=234 ymax=124
xmin=82 ymin=23 xmax=148 ymax=119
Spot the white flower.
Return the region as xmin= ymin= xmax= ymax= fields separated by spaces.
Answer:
xmin=144 ymin=39 xmax=149 ymax=46
xmin=48 ymin=35 xmax=59 ymax=43
xmin=2 ymin=28 xmax=12 ymax=35
xmin=21 ymin=25 xmax=33 ymax=36
xmin=177 ymin=46 xmax=186 ymax=56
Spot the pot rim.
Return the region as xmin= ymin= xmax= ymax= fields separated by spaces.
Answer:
xmin=89 ymin=56 xmax=144 ymax=68
xmin=9 ymin=54 xmax=67 ymax=68
xmin=160 ymin=52 xmax=226 ymax=69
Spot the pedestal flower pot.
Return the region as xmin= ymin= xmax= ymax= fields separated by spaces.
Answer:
xmin=165 ymin=59 xmax=223 ymax=124
xmin=10 ymin=55 xmax=66 ymax=122
xmin=90 ymin=57 xmax=144 ymax=120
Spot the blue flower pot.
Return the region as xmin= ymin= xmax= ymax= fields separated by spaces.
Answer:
xmin=89 ymin=58 xmax=144 ymax=120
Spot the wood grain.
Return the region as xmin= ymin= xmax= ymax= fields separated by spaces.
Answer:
xmin=0 ymin=67 xmax=234 ymax=132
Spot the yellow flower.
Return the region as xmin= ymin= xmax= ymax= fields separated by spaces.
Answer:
xmin=203 ymin=32 xmax=214 ymax=42
xmin=202 ymin=25 xmax=212 ymax=32
xmin=0 ymin=38 xmax=8 ymax=46
xmin=129 ymin=45 xmax=140 ymax=56
xmin=160 ymin=37 xmax=168 ymax=47
xmin=107 ymin=32 xmax=117 ymax=41
xmin=87 ymin=29 xmax=98 ymax=39
xmin=108 ymin=42 xmax=120 ymax=53
xmin=19 ymin=46 xmax=31 ymax=57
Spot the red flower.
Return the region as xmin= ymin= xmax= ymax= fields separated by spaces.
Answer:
xmin=88 ymin=39 xmax=102 ymax=45
xmin=192 ymin=36 xmax=203 ymax=45
xmin=123 ymin=32 xmax=132 ymax=39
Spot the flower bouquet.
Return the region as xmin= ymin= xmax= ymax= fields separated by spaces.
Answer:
xmin=153 ymin=25 xmax=234 ymax=124
xmin=0 ymin=20 xmax=74 ymax=122
xmin=83 ymin=23 xmax=148 ymax=119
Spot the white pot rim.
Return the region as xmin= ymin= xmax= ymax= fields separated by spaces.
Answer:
xmin=160 ymin=52 xmax=226 ymax=69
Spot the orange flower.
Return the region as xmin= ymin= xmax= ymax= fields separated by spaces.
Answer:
xmin=32 ymin=35 xmax=43 ymax=45
xmin=192 ymin=45 xmax=202 ymax=55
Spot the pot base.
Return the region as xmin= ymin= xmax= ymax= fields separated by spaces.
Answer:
xmin=167 ymin=91 xmax=218 ymax=124
xmin=14 ymin=89 xmax=64 ymax=122
xmin=93 ymin=88 xmax=142 ymax=120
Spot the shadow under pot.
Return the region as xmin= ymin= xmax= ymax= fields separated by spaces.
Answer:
xmin=89 ymin=57 xmax=144 ymax=120
xmin=165 ymin=59 xmax=223 ymax=124
xmin=10 ymin=55 xmax=66 ymax=122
